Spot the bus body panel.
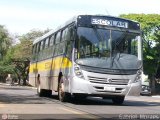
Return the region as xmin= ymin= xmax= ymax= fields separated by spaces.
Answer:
xmin=29 ymin=56 xmax=72 ymax=91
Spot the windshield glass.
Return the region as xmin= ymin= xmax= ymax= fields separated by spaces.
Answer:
xmin=76 ymin=27 xmax=141 ymax=70
xmin=76 ymin=27 xmax=140 ymax=59
xmin=112 ymin=30 xmax=139 ymax=56
xmin=76 ymin=27 xmax=110 ymax=59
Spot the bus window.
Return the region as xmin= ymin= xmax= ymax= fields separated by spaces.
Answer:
xmin=50 ymin=35 xmax=54 ymax=46
xmin=37 ymin=42 xmax=41 ymax=53
xmin=66 ymin=40 xmax=72 ymax=59
xmin=32 ymin=45 xmax=35 ymax=54
xmin=32 ymin=45 xmax=36 ymax=61
xmin=58 ymin=42 xmax=65 ymax=55
xmin=66 ymin=28 xmax=71 ymax=41
xmin=45 ymin=38 xmax=49 ymax=48
xmin=40 ymin=41 xmax=44 ymax=51
xmin=61 ymin=28 xmax=68 ymax=41
xmin=54 ymin=44 xmax=59 ymax=56
xmin=66 ymin=27 xmax=74 ymax=41
xmin=55 ymin=32 xmax=61 ymax=44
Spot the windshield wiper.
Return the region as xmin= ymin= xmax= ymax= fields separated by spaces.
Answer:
xmin=111 ymin=31 xmax=129 ymax=68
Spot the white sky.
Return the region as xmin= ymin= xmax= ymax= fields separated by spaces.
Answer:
xmin=0 ymin=0 xmax=160 ymax=35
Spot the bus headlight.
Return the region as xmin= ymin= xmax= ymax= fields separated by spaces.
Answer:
xmin=74 ymin=64 xmax=84 ymax=79
xmin=134 ymin=70 xmax=142 ymax=83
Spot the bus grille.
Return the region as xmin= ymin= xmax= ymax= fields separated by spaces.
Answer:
xmin=88 ymin=76 xmax=129 ymax=85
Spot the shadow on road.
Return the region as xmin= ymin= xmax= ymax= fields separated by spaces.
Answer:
xmin=0 ymin=85 xmax=160 ymax=107
xmin=50 ymin=95 xmax=160 ymax=107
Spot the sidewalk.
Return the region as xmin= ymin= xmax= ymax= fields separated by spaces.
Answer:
xmin=0 ymin=82 xmax=18 ymax=86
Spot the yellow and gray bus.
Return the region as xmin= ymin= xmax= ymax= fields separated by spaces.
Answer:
xmin=29 ymin=15 xmax=142 ymax=104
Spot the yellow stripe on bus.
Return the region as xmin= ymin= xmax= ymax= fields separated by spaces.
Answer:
xmin=29 ymin=57 xmax=72 ymax=73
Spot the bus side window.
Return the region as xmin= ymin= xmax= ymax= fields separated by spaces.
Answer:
xmin=37 ymin=42 xmax=41 ymax=53
xmin=66 ymin=40 xmax=72 ymax=59
xmin=61 ymin=28 xmax=68 ymax=41
xmin=55 ymin=32 xmax=61 ymax=44
xmin=39 ymin=41 xmax=43 ymax=51
xmin=66 ymin=27 xmax=72 ymax=41
xmin=50 ymin=35 xmax=54 ymax=46
xmin=58 ymin=42 xmax=65 ymax=55
xmin=65 ymin=26 xmax=74 ymax=59
xmin=32 ymin=45 xmax=36 ymax=61
xmin=54 ymin=44 xmax=59 ymax=56
xmin=45 ymin=38 xmax=49 ymax=48
xmin=39 ymin=41 xmax=44 ymax=60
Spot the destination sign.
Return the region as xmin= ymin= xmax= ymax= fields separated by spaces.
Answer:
xmin=91 ymin=18 xmax=128 ymax=28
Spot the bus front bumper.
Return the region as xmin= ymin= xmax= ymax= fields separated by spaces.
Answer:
xmin=70 ymin=76 xmax=141 ymax=97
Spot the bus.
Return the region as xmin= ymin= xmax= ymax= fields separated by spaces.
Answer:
xmin=29 ymin=15 xmax=142 ymax=104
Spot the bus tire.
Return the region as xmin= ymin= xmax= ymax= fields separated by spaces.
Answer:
xmin=112 ymin=96 xmax=125 ymax=105
xmin=58 ymin=79 xmax=71 ymax=102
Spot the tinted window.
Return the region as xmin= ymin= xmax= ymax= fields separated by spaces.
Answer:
xmin=45 ymin=38 xmax=49 ymax=48
xmin=55 ymin=32 xmax=61 ymax=44
xmin=61 ymin=28 xmax=68 ymax=41
xmin=50 ymin=35 xmax=54 ymax=46
xmin=66 ymin=40 xmax=73 ymax=59
xmin=40 ymin=41 xmax=44 ymax=51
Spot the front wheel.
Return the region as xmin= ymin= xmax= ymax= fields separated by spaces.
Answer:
xmin=112 ymin=96 xmax=125 ymax=105
xmin=58 ymin=79 xmax=71 ymax=102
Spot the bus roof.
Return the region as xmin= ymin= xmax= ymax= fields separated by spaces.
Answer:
xmin=33 ymin=16 xmax=77 ymax=45
xmin=33 ymin=15 xmax=140 ymax=45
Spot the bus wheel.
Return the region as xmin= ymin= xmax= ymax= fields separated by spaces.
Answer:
xmin=58 ymin=79 xmax=70 ymax=102
xmin=112 ymin=96 xmax=125 ymax=105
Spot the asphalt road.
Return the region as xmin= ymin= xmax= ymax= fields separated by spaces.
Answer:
xmin=0 ymin=83 xmax=160 ymax=120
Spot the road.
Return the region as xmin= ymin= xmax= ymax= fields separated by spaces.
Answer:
xmin=0 ymin=83 xmax=160 ymax=120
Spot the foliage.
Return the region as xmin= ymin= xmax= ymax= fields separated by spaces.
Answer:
xmin=7 ymin=29 xmax=49 ymax=85
xmin=0 ymin=25 xmax=13 ymax=82
xmin=0 ymin=25 xmax=11 ymax=60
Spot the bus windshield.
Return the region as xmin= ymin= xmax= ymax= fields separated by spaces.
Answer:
xmin=76 ymin=27 xmax=141 ymax=70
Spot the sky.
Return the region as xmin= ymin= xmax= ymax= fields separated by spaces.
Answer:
xmin=0 ymin=0 xmax=160 ymax=35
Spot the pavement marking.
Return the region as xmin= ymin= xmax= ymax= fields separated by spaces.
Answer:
xmin=59 ymin=107 xmax=100 ymax=119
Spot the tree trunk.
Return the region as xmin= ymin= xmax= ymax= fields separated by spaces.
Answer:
xmin=149 ymin=75 xmax=156 ymax=95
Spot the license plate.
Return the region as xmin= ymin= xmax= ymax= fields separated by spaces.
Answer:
xmin=104 ymin=86 xmax=116 ymax=91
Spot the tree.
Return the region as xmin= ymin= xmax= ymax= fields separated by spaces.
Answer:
xmin=0 ymin=25 xmax=12 ymax=82
xmin=120 ymin=14 xmax=160 ymax=94
xmin=10 ymin=29 xmax=50 ymax=85
xmin=0 ymin=25 xmax=11 ymax=60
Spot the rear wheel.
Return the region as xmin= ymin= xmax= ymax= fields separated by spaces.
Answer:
xmin=112 ymin=96 xmax=125 ymax=105
xmin=58 ymin=78 xmax=71 ymax=102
